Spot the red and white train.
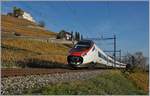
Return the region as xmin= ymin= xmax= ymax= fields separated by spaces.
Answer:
xmin=67 ymin=40 xmax=126 ymax=69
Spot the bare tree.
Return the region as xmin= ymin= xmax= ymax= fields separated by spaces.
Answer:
xmin=122 ymin=52 xmax=148 ymax=71
xmin=133 ymin=52 xmax=147 ymax=70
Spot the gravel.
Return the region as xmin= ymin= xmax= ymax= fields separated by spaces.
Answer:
xmin=1 ymin=70 xmax=107 ymax=95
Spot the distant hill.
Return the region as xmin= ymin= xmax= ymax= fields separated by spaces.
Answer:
xmin=1 ymin=15 xmax=56 ymax=38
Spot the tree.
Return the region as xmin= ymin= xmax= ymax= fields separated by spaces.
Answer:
xmin=78 ymin=32 xmax=80 ymax=41
xmin=74 ymin=31 xmax=82 ymax=41
xmin=38 ymin=21 xmax=45 ymax=27
xmin=71 ymin=31 xmax=74 ymax=41
xmin=133 ymin=52 xmax=147 ymax=70
xmin=7 ymin=12 xmax=13 ymax=16
xmin=13 ymin=6 xmax=24 ymax=17
xmin=75 ymin=32 xmax=78 ymax=41
xmin=75 ymin=32 xmax=80 ymax=41
xmin=122 ymin=52 xmax=148 ymax=71
xmin=81 ymin=34 xmax=83 ymax=40
xmin=56 ymin=30 xmax=66 ymax=39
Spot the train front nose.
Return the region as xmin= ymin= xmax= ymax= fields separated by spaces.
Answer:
xmin=67 ymin=56 xmax=83 ymax=65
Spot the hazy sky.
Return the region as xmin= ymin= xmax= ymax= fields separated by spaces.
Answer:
xmin=1 ymin=1 xmax=149 ymax=57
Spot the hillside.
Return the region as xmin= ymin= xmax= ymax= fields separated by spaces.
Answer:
xmin=1 ymin=15 xmax=72 ymax=68
xmin=1 ymin=15 xmax=56 ymax=38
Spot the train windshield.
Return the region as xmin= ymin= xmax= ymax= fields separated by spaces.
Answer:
xmin=71 ymin=40 xmax=94 ymax=52
xmin=75 ymin=44 xmax=90 ymax=49
xmin=71 ymin=44 xmax=90 ymax=52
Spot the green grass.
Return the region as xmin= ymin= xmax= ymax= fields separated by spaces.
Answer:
xmin=25 ymin=70 xmax=147 ymax=95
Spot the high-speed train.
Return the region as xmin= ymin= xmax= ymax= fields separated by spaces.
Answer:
xmin=67 ymin=40 xmax=126 ymax=68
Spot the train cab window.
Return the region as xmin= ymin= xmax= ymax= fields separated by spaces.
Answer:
xmin=98 ymin=52 xmax=101 ymax=57
xmin=73 ymin=44 xmax=90 ymax=51
xmin=92 ymin=46 xmax=95 ymax=51
xmin=75 ymin=45 xmax=90 ymax=49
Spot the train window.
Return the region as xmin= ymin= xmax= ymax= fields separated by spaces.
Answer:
xmin=109 ymin=60 xmax=113 ymax=63
xmin=98 ymin=52 xmax=101 ymax=57
xmin=98 ymin=51 xmax=109 ymax=61
xmin=103 ymin=55 xmax=107 ymax=61
xmin=98 ymin=52 xmax=106 ymax=61
xmin=116 ymin=63 xmax=119 ymax=65
xmin=92 ymin=46 xmax=95 ymax=51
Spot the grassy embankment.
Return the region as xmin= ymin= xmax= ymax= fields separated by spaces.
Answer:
xmin=25 ymin=70 xmax=148 ymax=95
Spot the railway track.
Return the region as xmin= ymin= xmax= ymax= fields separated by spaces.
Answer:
xmin=1 ymin=68 xmax=100 ymax=77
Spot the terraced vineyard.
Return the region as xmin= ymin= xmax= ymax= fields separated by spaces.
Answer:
xmin=2 ymin=15 xmax=56 ymax=38
xmin=1 ymin=15 xmax=73 ymax=68
xmin=2 ymin=38 xmax=71 ymax=68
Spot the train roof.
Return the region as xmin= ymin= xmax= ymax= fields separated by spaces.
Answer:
xmin=77 ymin=40 xmax=94 ymax=46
